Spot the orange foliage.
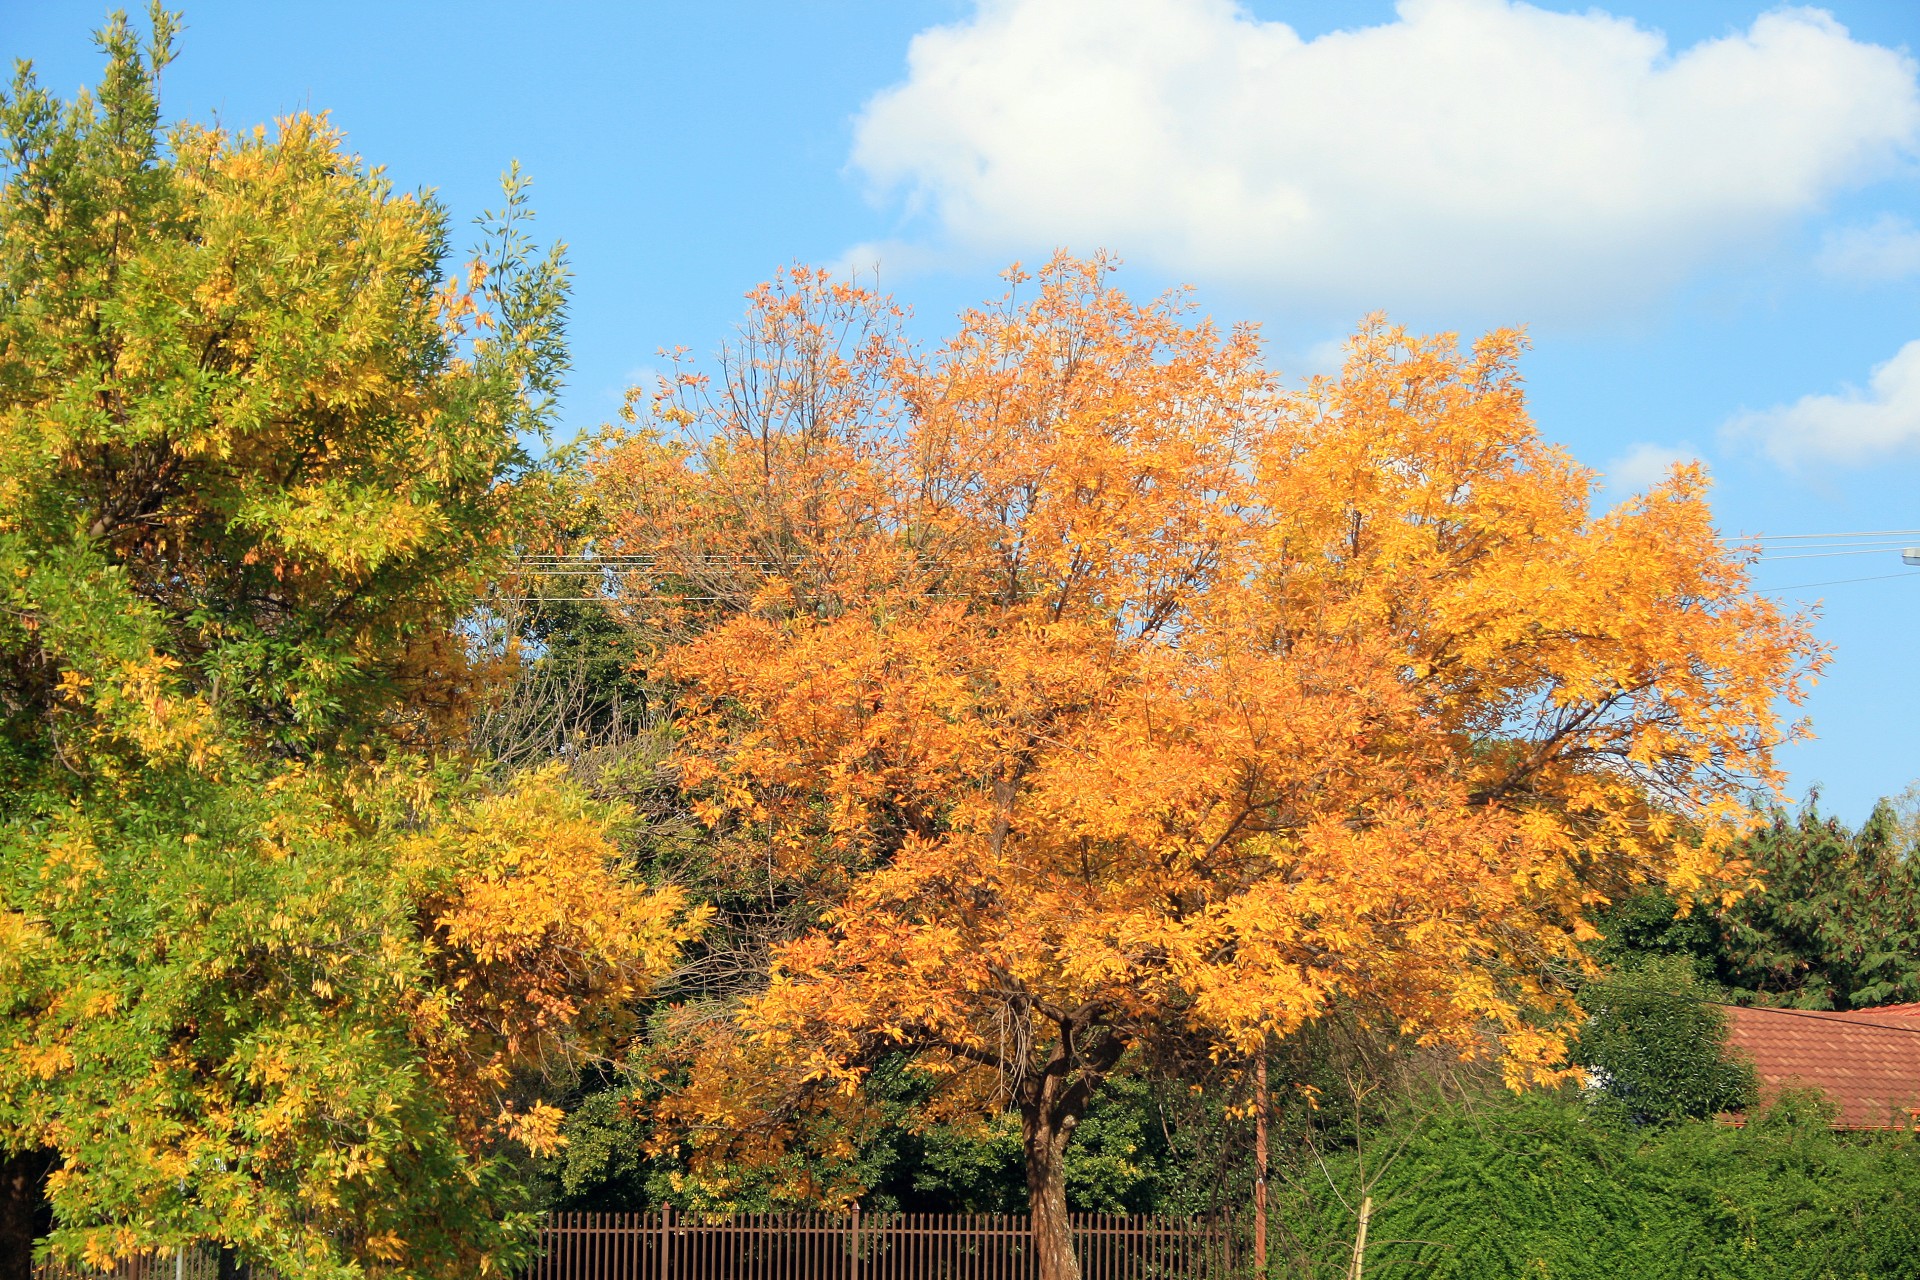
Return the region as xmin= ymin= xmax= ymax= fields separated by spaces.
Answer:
xmin=593 ymin=256 xmax=1821 ymax=1239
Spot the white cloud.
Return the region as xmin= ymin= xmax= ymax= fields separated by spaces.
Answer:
xmin=1732 ymin=340 xmax=1920 ymax=467
xmin=827 ymin=238 xmax=953 ymax=285
xmin=1605 ymin=441 xmax=1702 ymax=492
xmin=1817 ymin=213 xmax=1920 ymax=282
xmin=851 ymin=0 xmax=1920 ymax=317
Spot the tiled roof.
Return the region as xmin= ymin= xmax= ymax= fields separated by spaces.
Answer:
xmin=1721 ymin=1004 xmax=1920 ymax=1129
xmin=1855 ymin=1001 xmax=1920 ymax=1017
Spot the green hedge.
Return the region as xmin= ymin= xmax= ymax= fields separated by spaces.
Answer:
xmin=1278 ymin=1094 xmax=1920 ymax=1280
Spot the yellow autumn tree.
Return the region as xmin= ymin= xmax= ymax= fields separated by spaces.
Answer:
xmin=0 ymin=16 xmax=703 ymax=1276
xmin=592 ymin=257 xmax=1821 ymax=1280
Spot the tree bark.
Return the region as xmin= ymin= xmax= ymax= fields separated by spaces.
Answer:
xmin=1254 ymin=1053 xmax=1269 ymax=1277
xmin=0 ymin=1148 xmax=53 ymax=1280
xmin=1346 ymin=1195 xmax=1372 ymax=1280
xmin=1023 ymin=1106 xmax=1077 ymax=1280
xmin=1014 ymin=1011 xmax=1127 ymax=1280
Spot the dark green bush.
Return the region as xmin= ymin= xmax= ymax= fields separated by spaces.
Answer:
xmin=1276 ymin=1092 xmax=1920 ymax=1280
xmin=1573 ymin=956 xmax=1758 ymax=1124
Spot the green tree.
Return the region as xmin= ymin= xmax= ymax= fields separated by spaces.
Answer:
xmin=1572 ymin=958 xmax=1757 ymax=1125
xmin=1595 ymin=796 xmax=1920 ymax=1012
xmin=1717 ymin=799 xmax=1920 ymax=1009
xmin=0 ymin=11 xmax=700 ymax=1278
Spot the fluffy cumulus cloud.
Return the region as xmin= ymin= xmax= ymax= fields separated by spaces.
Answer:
xmin=1732 ymin=340 xmax=1920 ymax=467
xmin=851 ymin=0 xmax=1920 ymax=316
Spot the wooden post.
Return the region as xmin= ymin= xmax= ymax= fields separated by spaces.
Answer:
xmin=850 ymin=1202 xmax=862 ymax=1280
xmin=660 ymin=1204 xmax=674 ymax=1280
xmin=1346 ymin=1196 xmax=1372 ymax=1280
xmin=1254 ymin=1052 xmax=1268 ymax=1278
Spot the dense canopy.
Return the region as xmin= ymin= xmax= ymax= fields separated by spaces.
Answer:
xmin=591 ymin=258 xmax=1821 ymax=1280
xmin=0 ymin=14 xmax=698 ymax=1277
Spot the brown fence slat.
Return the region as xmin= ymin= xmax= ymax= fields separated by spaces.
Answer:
xmin=34 ymin=1209 xmax=1246 ymax=1280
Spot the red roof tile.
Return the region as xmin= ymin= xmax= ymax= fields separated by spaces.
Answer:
xmin=1722 ymin=1004 xmax=1920 ymax=1129
xmin=1856 ymin=1001 xmax=1920 ymax=1017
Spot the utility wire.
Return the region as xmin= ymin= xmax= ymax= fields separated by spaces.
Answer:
xmin=501 ymin=528 xmax=1920 ymax=595
xmin=511 ymin=530 xmax=1920 ymax=567
xmin=1759 ymin=572 xmax=1920 ymax=594
xmin=1745 ymin=528 xmax=1920 ymax=542
xmin=1751 ymin=540 xmax=1919 ymax=550
xmin=1755 ymin=549 xmax=1919 ymax=562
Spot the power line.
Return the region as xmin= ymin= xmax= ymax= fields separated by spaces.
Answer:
xmin=492 ymin=595 xmax=746 ymax=603
xmin=1746 ymin=528 xmax=1920 ymax=542
xmin=499 ymin=530 xmax=1920 ymax=594
xmin=490 ymin=593 xmax=989 ymax=604
xmin=1759 ymin=571 xmax=1920 ymax=594
xmin=510 ymin=530 xmax=1920 ymax=567
xmin=1752 ymin=540 xmax=1919 ymax=551
xmin=1755 ymin=548 xmax=1918 ymax=562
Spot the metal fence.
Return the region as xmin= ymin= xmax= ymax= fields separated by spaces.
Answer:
xmin=33 ymin=1210 xmax=1244 ymax=1280
xmin=532 ymin=1210 xmax=1244 ymax=1280
xmin=33 ymin=1253 xmax=214 ymax=1280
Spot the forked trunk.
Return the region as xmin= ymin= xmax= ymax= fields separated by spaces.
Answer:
xmin=0 ymin=1148 xmax=52 ymax=1280
xmin=1008 ymin=1004 xmax=1126 ymax=1280
xmin=1023 ymin=1109 xmax=1078 ymax=1280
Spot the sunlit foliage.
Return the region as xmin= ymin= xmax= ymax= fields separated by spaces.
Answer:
xmin=0 ymin=11 xmax=699 ymax=1276
xmin=593 ymin=256 xmax=1821 ymax=1280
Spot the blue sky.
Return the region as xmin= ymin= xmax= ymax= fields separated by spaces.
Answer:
xmin=10 ymin=0 xmax=1920 ymax=819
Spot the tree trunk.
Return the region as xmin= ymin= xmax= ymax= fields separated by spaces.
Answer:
xmin=0 ymin=1148 xmax=53 ymax=1280
xmin=1023 ymin=1107 xmax=1078 ymax=1280
xmin=1254 ymin=1053 xmax=1269 ymax=1277
xmin=1013 ymin=1009 xmax=1127 ymax=1280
